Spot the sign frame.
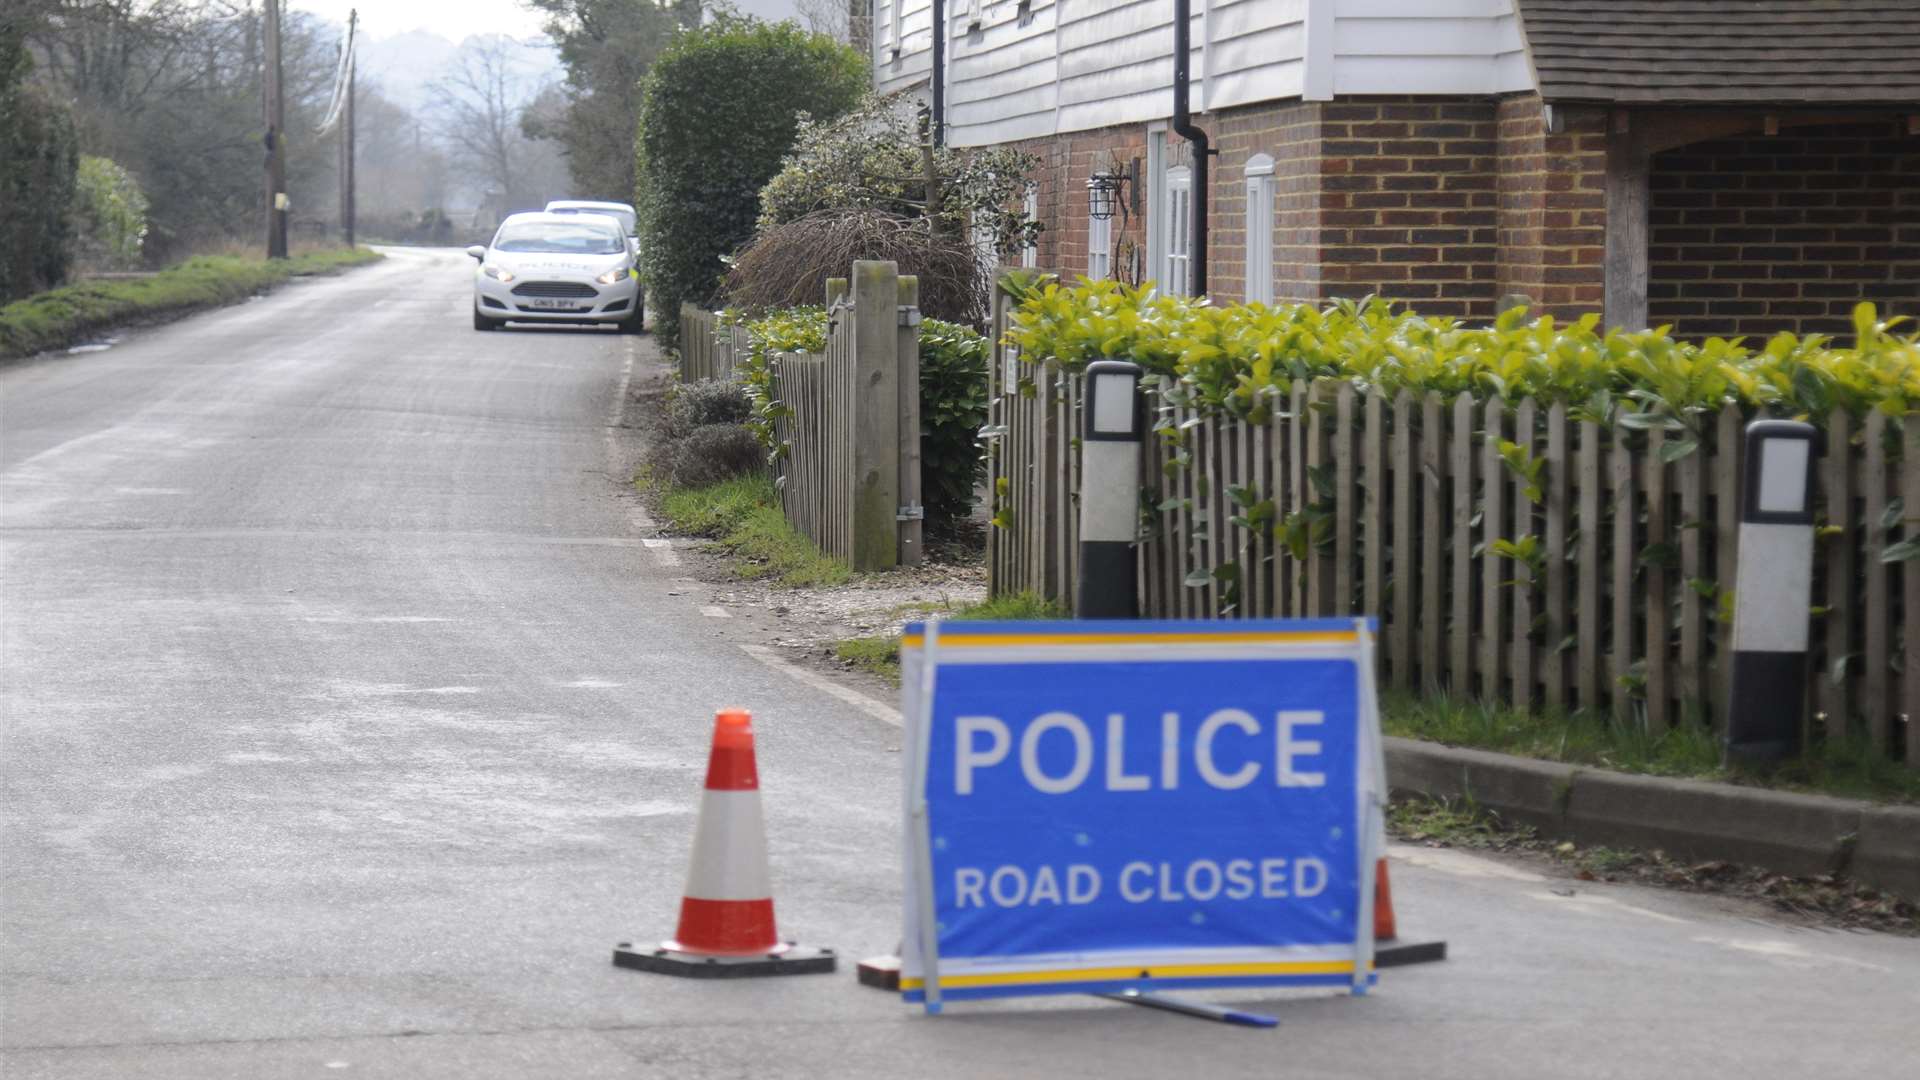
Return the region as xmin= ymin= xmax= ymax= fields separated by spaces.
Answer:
xmin=899 ymin=617 xmax=1387 ymax=1014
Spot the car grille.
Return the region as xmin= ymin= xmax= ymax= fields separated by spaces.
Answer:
xmin=511 ymin=281 xmax=599 ymax=298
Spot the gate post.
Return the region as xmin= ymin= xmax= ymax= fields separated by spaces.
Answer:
xmin=850 ymin=261 xmax=901 ymax=571
xmin=897 ymin=274 xmax=925 ymax=566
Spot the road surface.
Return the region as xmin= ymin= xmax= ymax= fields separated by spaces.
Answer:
xmin=3 ymin=247 xmax=1915 ymax=1078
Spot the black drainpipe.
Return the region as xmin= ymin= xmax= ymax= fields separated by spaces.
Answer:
xmin=931 ymin=0 xmax=946 ymax=147
xmin=1171 ymin=0 xmax=1210 ymax=296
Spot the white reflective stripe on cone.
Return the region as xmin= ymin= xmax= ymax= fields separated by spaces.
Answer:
xmin=681 ymin=789 xmax=774 ymax=901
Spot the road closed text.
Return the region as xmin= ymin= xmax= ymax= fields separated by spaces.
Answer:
xmin=953 ymin=708 xmax=1326 ymax=795
xmin=952 ymin=857 xmax=1329 ymax=910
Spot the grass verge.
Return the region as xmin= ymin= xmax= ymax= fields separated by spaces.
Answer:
xmin=1390 ymin=795 xmax=1917 ymax=932
xmin=1382 ymin=690 xmax=1920 ymax=805
xmin=658 ymin=473 xmax=850 ymax=588
xmin=0 ymin=248 xmax=384 ymax=360
xmin=832 ymin=593 xmax=1067 ymax=686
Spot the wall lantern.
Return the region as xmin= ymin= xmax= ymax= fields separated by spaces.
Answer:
xmin=1086 ymin=169 xmax=1128 ymax=221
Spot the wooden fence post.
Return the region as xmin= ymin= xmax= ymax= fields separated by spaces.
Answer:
xmin=849 ymin=261 xmax=900 ymax=571
xmin=896 ymin=274 xmax=924 ymax=567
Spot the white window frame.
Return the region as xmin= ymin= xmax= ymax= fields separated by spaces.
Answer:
xmin=1021 ymin=184 xmax=1038 ymax=269
xmin=1165 ymin=165 xmax=1192 ymax=297
xmin=1146 ymin=126 xmax=1167 ymax=288
xmin=1088 ymin=210 xmax=1112 ymax=280
xmin=1244 ymin=153 xmax=1275 ymax=305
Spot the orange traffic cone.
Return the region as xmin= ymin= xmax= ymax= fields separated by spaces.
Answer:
xmin=1374 ymin=858 xmax=1398 ymax=942
xmin=613 ymin=709 xmax=835 ymax=978
xmin=1373 ymin=856 xmax=1448 ymax=969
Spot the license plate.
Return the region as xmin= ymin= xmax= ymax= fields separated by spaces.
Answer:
xmin=523 ymin=298 xmax=577 ymax=310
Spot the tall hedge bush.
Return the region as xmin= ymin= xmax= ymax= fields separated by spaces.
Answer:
xmin=632 ymin=18 xmax=865 ymax=351
xmin=0 ymin=29 xmax=79 ymax=302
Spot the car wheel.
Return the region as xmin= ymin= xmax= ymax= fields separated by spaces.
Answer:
xmin=473 ymin=307 xmax=498 ymax=331
xmin=618 ymin=306 xmax=644 ymax=335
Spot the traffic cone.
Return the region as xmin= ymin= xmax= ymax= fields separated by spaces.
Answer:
xmin=1372 ymin=856 xmax=1447 ymax=969
xmin=1374 ymin=858 xmax=1398 ymax=941
xmin=613 ymin=709 xmax=835 ymax=978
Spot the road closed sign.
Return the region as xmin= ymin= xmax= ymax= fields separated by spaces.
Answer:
xmin=898 ymin=619 xmax=1385 ymax=1012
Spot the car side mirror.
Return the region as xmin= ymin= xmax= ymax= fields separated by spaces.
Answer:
xmin=465 ymin=245 xmax=486 ymax=260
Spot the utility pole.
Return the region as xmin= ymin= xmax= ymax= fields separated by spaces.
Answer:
xmin=339 ymin=8 xmax=357 ymax=248
xmin=263 ymin=0 xmax=288 ymax=258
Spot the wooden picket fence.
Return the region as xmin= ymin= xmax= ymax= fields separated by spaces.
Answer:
xmin=678 ymin=302 xmax=746 ymax=383
xmin=985 ymin=290 xmax=1919 ymax=766
xmin=760 ymin=261 xmax=924 ymax=570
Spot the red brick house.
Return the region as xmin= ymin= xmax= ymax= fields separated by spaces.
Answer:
xmin=873 ymin=0 xmax=1919 ymax=337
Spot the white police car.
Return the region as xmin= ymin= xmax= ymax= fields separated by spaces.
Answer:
xmin=467 ymin=212 xmax=643 ymax=333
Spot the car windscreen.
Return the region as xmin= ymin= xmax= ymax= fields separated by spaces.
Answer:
xmin=492 ymin=221 xmax=625 ymax=255
xmin=550 ymin=207 xmax=636 ymax=235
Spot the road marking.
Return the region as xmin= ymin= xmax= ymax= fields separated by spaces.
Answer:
xmin=700 ymin=605 xmax=731 ymax=619
xmin=737 ymin=643 xmax=902 ymax=728
xmin=1387 ymin=844 xmax=1546 ymax=883
xmin=1690 ymin=936 xmax=1891 ymax=973
xmin=642 ymin=538 xmax=680 ymax=566
xmin=1526 ymin=889 xmax=1689 ymax=925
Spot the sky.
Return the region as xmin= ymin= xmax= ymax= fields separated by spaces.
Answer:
xmin=292 ymin=0 xmax=805 ymax=40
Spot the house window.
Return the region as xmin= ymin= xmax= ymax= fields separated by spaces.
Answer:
xmin=1244 ymin=153 xmax=1275 ymax=305
xmin=1021 ymin=185 xmax=1038 ymax=269
xmin=1088 ymin=211 xmax=1111 ymax=279
xmin=1165 ymin=165 xmax=1192 ymax=296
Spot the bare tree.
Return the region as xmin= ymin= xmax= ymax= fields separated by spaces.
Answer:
xmin=794 ymin=0 xmax=870 ymax=53
xmin=427 ymin=36 xmax=535 ymax=209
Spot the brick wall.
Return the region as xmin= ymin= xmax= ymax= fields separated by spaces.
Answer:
xmin=1012 ymin=124 xmax=1149 ymax=284
xmin=1215 ymin=101 xmax=1321 ymax=304
xmin=1648 ymin=122 xmax=1920 ymax=338
xmin=1315 ymin=98 xmax=1500 ymax=319
xmin=1495 ymin=95 xmax=1607 ymax=321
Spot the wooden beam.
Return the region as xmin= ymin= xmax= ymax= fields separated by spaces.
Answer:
xmin=1604 ymin=124 xmax=1651 ymax=332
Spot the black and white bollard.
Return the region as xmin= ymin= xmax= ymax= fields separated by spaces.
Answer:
xmin=1076 ymin=361 xmax=1144 ymax=619
xmin=1724 ymin=420 xmax=1821 ymax=768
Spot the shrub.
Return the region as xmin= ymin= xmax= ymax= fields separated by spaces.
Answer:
xmin=918 ymin=317 xmax=990 ymax=521
xmin=722 ymin=210 xmax=993 ymax=327
xmin=1003 ymin=274 xmax=1920 ymax=426
xmin=632 ymin=17 xmax=866 ymax=351
xmin=730 ymin=305 xmax=989 ymax=524
xmin=670 ymin=422 xmax=765 ymax=488
xmin=71 ymin=156 xmax=149 ymax=272
xmin=756 ymin=91 xmax=1040 ymax=256
xmin=0 ymin=30 xmax=79 ymax=302
xmin=666 ymin=378 xmax=752 ymax=440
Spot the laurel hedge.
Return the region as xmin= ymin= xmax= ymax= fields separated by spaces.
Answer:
xmin=1002 ymin=275 xmax=1920 ymax=430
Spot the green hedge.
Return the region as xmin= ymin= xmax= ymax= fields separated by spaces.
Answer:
xmin=0 ymin=31 xmax=78 ymax=303
xmin=0 ymin=249 xmax=383 ymax=360
xmin=1004 ymin=275 xmax=1920 ymax=428
xmin=725 ymin=306 xmax=990 ymax=524
xmin=632 ymin=18 xmax=866 ymax=352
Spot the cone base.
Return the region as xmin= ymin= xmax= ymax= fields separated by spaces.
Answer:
xmin=1374 ymin=940 xmax=1448 ymax=969
xmin=613 ymin=940 xmax=836 ymax=979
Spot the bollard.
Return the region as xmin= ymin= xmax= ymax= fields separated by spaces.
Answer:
xmin=1076 ymin=361 xmax=1144 ymax=618
xmin=1724 ymin=420 xmax=1821 ymax=768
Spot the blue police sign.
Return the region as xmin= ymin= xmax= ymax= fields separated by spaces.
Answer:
xmin=898 ymin=618 xmax=1386 ymax=1012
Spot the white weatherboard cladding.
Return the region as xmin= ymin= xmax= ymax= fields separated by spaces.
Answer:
xmin=876 ymin=0 xmax=935 ymax=96
xmin=927 ymin=0 xmax=1537 ymax=149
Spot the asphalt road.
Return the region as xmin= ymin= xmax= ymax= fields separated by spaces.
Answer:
xmin=3 ymin=247 xmax=1915 ymax=1079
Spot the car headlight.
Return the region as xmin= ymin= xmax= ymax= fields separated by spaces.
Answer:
xmin=596 ymin=267 xmax=630 ymax=285
xmin=482 ymin=264 xmax=514 ymax=282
